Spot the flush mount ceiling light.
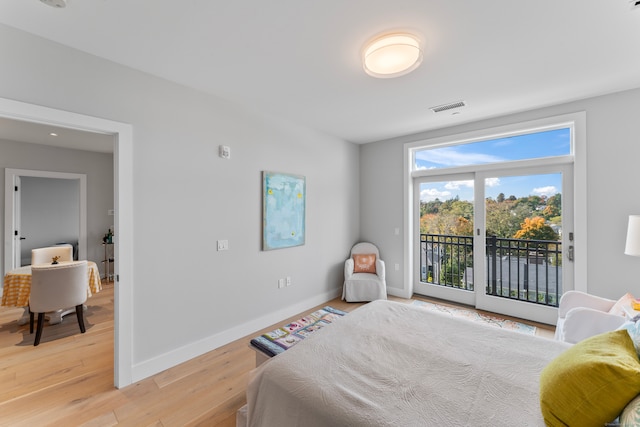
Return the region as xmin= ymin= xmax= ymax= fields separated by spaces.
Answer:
xmin=362 ymin=32 xmax=423 ymax=78
xmin=40 ymin=0 xmax=67 ymax=8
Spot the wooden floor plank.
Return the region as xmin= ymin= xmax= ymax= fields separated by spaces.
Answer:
xmin=78 ymin=411 xmax=119 ymax=427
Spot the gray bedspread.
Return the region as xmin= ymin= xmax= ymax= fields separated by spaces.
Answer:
xmin=246 ymin=300 xmax=570 ymax=427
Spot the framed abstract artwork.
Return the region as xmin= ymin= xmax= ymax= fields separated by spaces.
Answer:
xmin=262 ymin=171 xmax=306 ymax=250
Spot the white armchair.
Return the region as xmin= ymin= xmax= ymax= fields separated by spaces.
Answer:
xmin=554 ymin=291 xmax=628 ymax=344
xmin=342 ymin=242 xmax=387 ymax=302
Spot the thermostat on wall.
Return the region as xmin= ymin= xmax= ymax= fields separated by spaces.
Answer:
xmin=219 ymin=145 xmax=231 ymax=159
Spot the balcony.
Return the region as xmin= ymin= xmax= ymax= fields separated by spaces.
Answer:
xmin=420 ymin=233 xmax=561 ymax=307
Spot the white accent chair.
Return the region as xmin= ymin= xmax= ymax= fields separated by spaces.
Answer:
xmin=31 ymin=244 xmax=73 ymax=265
xmin=29 ymin=261 xmax=88 ymax=346
xmin=554 ymin=290 xmax=628 ymax=344
xmin=342 ymin=242 xmax=387 ymax=302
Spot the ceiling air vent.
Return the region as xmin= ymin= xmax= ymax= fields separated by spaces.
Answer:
xmin=430 ymin=100 xmax=466 ymax=113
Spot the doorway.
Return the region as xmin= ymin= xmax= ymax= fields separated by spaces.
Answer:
xmin=4 ymin=170 xmax=87 ymax=271
xmin=413 ymin=165 xmax=573 ymax=325
xmin=0 ymin=97 xmax=133 ymax=388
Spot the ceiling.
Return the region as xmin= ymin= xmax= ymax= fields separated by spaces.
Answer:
xmin=0 ymin=117 xmax=114 ymax=153
xmin=1 ymin=0 xmax=640 ymax=148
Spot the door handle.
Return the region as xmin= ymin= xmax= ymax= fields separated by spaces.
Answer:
xmin=19 ymin=237 xmax=26 ymax=240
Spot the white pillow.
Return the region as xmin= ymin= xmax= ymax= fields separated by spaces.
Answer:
xmin=622 ymin=321 xmax=640 ymax=355
xmin=610 ymin=293 xmax=636 ymax=316
xmin=620 ymin=394 xmax=640 ymax=426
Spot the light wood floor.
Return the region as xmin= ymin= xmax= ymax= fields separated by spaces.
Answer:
xmin=0 ymin=285 xmax=554 ymax=426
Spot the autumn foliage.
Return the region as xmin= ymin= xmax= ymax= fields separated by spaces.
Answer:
xmin=513 ymin=216 xmax=559 ymax=241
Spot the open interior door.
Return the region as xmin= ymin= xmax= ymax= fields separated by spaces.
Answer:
xmin=13 ymin=175 xmax=22 ymax=268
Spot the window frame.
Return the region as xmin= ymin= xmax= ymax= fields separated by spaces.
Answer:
xmin=402 ymin=112 xmax=587 ymax=301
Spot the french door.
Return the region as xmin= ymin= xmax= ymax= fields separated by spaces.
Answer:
xmin=414 ymin=164 xmax=573 ymax=324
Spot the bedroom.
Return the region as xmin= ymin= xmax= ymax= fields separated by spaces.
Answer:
xmin=1 ymin=0 xmax=640 ymax=424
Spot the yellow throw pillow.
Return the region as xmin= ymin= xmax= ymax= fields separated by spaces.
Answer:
xmin=353 ymin=253 xmax=376 ymax=274
xmin=540 ymin=330 xmax=640 ymax=427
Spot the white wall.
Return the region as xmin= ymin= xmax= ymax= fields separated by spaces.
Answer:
xmin=361 ymin=87 xmax=640 ymax=301
xmin=0 ymin=139 xmax=114 ymax=273
xmin=20 ymin=176 xmax=80 ymax=265
xmin=0 ymin=24 xmax=360 ymax=381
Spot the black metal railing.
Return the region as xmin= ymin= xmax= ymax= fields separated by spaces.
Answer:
xmin=420 ymin=233 xmax=561 ymax=307
xmin=420 ymin=234 xmax=474 ymax=290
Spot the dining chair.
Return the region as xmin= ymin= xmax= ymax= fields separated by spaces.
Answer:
xmin=29 ymin=260 xmax=88 ymax=346
xmin=31 ymin=244 xmax=73 ymax=265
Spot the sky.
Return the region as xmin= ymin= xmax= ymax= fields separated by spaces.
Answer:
xmin=416 ymin=128 xmax=570 ymax=202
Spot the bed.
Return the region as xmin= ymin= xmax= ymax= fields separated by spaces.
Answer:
xmin=242 ymin=299 xmax=573 ymax=427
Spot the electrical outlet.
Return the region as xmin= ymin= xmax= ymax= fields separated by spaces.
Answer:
xmin=286 ymin=276 xmax=291 ymax=286
xmin=278 ymin=278 xmax=285 ymax=289
xmin=395 ymin=263 xmax=400 ymax=271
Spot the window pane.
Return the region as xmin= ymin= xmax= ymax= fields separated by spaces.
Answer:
xmin=485 ymin=173 xmax=562 ymax=306
xmin=419 ymin=180 xmax=474 ymax=291
xmin=415 ymin=128 xmax=570 ymax=170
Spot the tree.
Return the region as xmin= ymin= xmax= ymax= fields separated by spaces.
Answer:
xmin=420 ymin=213 xmax=453 ymax=235
xmin=548 ymin=215 xmax=562 ymax=226
xmin=421 ymin=199 xmax=443 ymax=216
xmin=447 ymin=200 xmax=473 ymax=219
xmin=515 ymin=195 xmax=543 ymax=213
xmin=453 ymin=216 xmax=473 ymax=236
xmin=420 ymin=197 xmax=474 ymax=236
xmin=420 ymin=212 xmax=473 ymax=236
xmin=542 ymin=193 xmax=562 ymax=219
xmin=439 ymin=197 xmax=473 ymax=218
xmin=485 ymin=198 xmax=528 ymax=238
xmin=420 ymin=213 xmax=438 ymax=234
xmin=514 ymin=216 xmax=559 ymax=241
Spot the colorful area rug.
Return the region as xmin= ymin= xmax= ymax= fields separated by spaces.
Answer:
xmin=411 ymin=300 xmax=537 ymax=335
xmin=250 ymin=306 xmax=348 ymax=357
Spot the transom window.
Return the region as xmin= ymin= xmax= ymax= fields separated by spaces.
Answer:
xmin=414 ymin=127 xmax=571 ymax=171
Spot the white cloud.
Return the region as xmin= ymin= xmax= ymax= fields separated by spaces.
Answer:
xmin=491 ymin=138 xmax=514 ymax=147
xmin=415 ymin=164 xmax=437 ymax=170
xmin=485 ymin=177 xmax=500 ymax=187
xmin=533 ymin=186 xmax=558 ymax=197
xmin=415 ymin=147 xmax=505 ymax=167
xmin=445 ymin=180 xmax=474 ymax=190
xmin=420 ymin=188 xmax=451 ymax=202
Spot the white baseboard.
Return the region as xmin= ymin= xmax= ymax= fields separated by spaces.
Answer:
xmin=131 ymin=287 xmax=343 ymax=383
xmin=387 ymin=284 xmax=412 ymax=299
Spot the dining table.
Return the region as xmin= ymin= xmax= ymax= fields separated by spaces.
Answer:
xmin=1 ymin=261 xmax=102 ymax=325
